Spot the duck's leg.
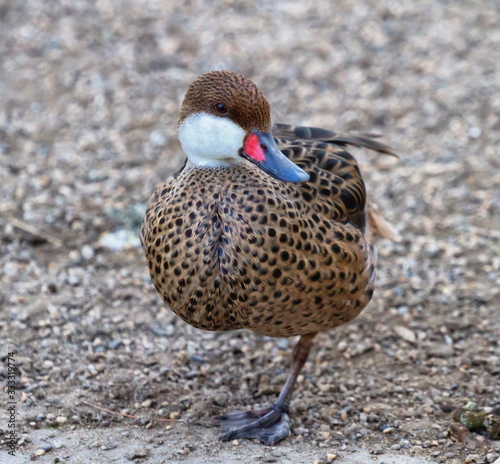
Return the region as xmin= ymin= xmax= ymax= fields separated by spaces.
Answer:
xmin=218 ymin=332 xmax=317 ymax=445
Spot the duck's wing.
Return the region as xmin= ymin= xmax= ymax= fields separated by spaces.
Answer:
xmin=273 ymin=124 xmax=397 ymax=156
xmin=273 ymin=123 xmax=399 ymax=239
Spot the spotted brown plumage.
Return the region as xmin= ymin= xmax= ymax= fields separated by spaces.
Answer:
xmin=140 ymin=71 xmax=398 ymax=445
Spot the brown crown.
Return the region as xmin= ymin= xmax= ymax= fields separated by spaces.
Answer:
xmin=178 ymin=71 xmax=272 ymax=133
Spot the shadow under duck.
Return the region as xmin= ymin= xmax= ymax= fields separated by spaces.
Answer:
xmin=140 ymin=70 xmax=399 ymax=445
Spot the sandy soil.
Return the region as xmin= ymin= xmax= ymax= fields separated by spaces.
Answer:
xmin=1 ymin=1 xmax=499 ymax=463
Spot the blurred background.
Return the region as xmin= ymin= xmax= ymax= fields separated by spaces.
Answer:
xmin=0 ymin=1 xmax=498 ymax=463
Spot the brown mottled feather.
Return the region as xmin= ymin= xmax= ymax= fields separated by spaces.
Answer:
xmin=141 ymin=129 xmax=396 ymax=337
xmin=141 ymin=72 xmax=397 ymax=338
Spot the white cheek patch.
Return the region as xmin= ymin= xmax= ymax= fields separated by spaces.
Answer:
xmin=178 ymin=113 xmax=245 ymax=167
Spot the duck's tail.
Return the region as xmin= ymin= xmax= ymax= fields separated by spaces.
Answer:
xmin=366 ymin=200 xmax=402 ymax=242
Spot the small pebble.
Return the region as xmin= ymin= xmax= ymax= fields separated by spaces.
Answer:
xmin=465 ymin=454 xmax=484 ymax=464
xmin=468 ymin=126 xmax=482 ymax=138
xmin=127 ymin=447 xmax=151 ymax=460
xmin=141 ymin=399 xmax=152 ymax=408
xmin=35 ymin=449 xmax=46 ymax=456
xmin=43 ymin=360 xmax=54 ymax=369
xmin=56 ymin=416 xmax=68 ymax=424
xmin=149 ymin=130 xmax=167 ymax=147
xmin=263 ymin=457 xmax=277 ymax=463
xmin=81 ymin=245 xmax=95 ymax=260
xmin=394 ymin=325 xmax=417 ymax=344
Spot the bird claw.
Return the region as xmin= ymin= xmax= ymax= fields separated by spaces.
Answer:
xmin=217 ymin=405 xmax=290 ymax=446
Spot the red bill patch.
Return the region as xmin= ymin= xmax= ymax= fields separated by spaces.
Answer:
xmin=244 ymin=133 xmax=266 ymax=162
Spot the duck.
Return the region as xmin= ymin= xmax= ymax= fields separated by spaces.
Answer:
xmin=140 ymin=70 xmax=398 ymax=445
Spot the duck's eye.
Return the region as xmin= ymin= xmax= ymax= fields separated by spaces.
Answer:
xmin=215 ymin=103 xmax=228 ymax=115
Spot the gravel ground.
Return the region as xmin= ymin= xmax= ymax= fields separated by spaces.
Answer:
xmin=1 ymin=1 xmax=499 ymax=463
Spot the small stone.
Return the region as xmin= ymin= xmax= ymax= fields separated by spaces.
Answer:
xmin=46 ymin=413 xmax=56 ymax=420
xmin=98 ymin=229 xmax=141 ymax=251
xmin=108 ymin=338 xmax=123 ymax=350
xmin=383 ymin=427 xmax=394 ymax=434
xmin=465 ymin=454 xmax=483 ymax=464
xmin=468 ymin=126 xmax=482 ymax=138
xmin=67 ymin=272 xmax=80 ymax=286
xmin=449 ymin=422 xmax=469 ymax=442
xmin=81 ymin=245 xmax=94 ymax=260
xmin=169 ymin=411 xmax=180 ymax=420
xmin=263 ymin=457 xmax=277 ymax=463
xmin=35 ymin=449 xmax=46 ymax=456
xmin=141 ymin=399 xmax=152 ymax=408
xmin=428 ymin=344 xmax=454 ymax=358
xmin=327 ymin=453 xmax=337 ymax=461
xmin=127 ymin=447 xmax=151 ymax=460
xmin=43 ymin=360 xmax=54 ymax=369
xmin=95 ymin=363 xmax=106 ymax=373
xmin=294 ymin=426 xmax=308 ymax=435
xmin=486 ymin=455 xmax=499 ymax=464
xmin=232 ymin=439 xmax=239 ymax=446
xmin=394 ymin=325 xmax=417 ymax=344
xmin=149 ymin=130 xmax=167 ymax=147
xmin=56 ymin=416 xmax=68 ymax=424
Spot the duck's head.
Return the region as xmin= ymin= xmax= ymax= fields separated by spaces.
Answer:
xmin=177 ymin=71 xmax=309 ymax=183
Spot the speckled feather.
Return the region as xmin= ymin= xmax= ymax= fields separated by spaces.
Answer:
xmin=140 ymin=71 xmax=393 ymax=338
xmin=141 ymin=140 xmax=387 ymax=337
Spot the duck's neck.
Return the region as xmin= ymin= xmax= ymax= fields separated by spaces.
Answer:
xmin=178 ymin=113 xmax=245 ymax=168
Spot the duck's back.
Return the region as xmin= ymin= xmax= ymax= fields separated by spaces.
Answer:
xmin=140 ymin=125 xmax=392 ymax=337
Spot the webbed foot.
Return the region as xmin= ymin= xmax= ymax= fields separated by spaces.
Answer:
xmin=217 ymin=405 xmax=290 ymax=445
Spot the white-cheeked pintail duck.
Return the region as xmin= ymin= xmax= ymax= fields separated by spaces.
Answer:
xmin=140 ymin=70 xmax=399 ymax=445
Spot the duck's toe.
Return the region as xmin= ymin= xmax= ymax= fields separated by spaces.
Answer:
xmin=217 ymin=405 xmax=290 ymax=446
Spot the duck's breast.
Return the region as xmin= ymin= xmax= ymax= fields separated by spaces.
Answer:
xmin=141 ymin=163 xmax=376 ymax=337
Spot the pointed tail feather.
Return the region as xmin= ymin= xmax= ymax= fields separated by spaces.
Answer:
xmin=366 ymin=200 xmax=402 ymax=242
